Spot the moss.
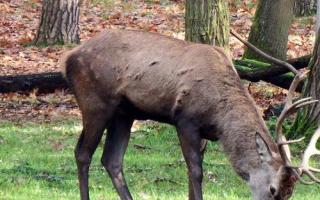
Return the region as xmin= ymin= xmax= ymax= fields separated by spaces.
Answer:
xmin=235 ymin=59 xmax=271 ymax=69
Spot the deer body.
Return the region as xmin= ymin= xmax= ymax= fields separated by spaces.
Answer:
xmin=62 ymin=29 xmax=297 ymax=200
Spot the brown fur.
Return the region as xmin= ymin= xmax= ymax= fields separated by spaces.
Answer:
xmin=62 ymin=29 xmax=296 ymax=200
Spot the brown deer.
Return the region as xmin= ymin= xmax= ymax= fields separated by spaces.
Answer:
xmin=60 ymin=29 xmax=320 ymax=200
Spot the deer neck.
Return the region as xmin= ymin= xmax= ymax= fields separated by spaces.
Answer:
xmin=217 ymin=101 xmax=279 ymax=180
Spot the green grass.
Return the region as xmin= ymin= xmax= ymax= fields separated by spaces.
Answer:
xmin=0 ymin=120 xmax=319 ymax=200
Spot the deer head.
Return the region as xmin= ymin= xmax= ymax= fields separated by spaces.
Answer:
xmin=246 ymin=133 xmax=297 ymax=200
xmin=231 ymin=30 xmax=320 ymax=199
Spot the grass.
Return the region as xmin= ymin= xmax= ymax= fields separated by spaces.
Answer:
xmin=0 ymin=120 xmax=319 ymax=200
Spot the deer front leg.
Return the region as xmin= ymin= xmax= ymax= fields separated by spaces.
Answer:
xmin=177 ymin=124 xmax=203 ymax=200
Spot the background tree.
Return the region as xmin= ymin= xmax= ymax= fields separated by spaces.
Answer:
xmin=244 ymin=0 xmax=295 ymax=60
xmin=34 ymin=0 xmax=80 ymax=45
xmin=185 ymin=0 xmax=229 ymax=49
xmin=184 ymin=0 xmax=230 ymax=194
xmin=290 ymin=2 xmax=320 ymax=140
xmin=294 ymin=0 xmax=317 ymax=16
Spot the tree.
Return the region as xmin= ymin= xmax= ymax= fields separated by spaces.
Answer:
xmin=34 ymin=0 xmax=80 ymax=45
xmin=244 ymin=0 xmax=295 ymax=60
xmin=294 ymin=0 xmax=317 ymax=16
xmin=185 ymin=0 xmax=229 ymax=48
xmin=184 ymin=1 xmax=229 ymax=197
xmin=289 ymin=11 xmax=320 ymax=140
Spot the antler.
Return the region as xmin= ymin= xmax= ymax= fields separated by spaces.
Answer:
xmin=274 ymin=70 xmax=320 ymax=185
xmin=275 ymin=71 xmax=318 ymax=164
xmin=275 ymin=71 xmax=320 ymax=183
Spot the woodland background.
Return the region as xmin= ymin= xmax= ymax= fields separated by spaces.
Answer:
xmin=0 ymin=0 xmax=319 ymax=199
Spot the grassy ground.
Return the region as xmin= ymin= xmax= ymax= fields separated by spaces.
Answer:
xmin=0 ymin=120 xmax=319 ymax=200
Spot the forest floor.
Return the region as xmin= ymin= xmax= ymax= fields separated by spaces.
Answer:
xmin=0 ymin=0 xmax=316 ymax=122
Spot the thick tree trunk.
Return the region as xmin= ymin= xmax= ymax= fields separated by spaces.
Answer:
xmin=185 ymin=0 xmax=229 ymax=48
xmin=290 ymin=27 xmax=320 ymax=139
xmin=244 ymin=0 xmax=295 ymax=60
xmin=35 ymin=0 xmax=80 ymax=45
xmin=294 ymin=0 xmax=317 ymax=16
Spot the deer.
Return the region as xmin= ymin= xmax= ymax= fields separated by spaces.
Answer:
xmin=60 ymin=29 xmax=320 ymax=200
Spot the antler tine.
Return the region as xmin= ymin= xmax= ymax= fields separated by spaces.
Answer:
xmin=298 ymin=127 xmax=320 ymax=183
xmin=303 ymin=170 xmax=320 ymax=183
xmin=309 ymin=167 xmax=320 ymax=173
xmin=278 ymin=137 xmax=305 ymax=145
xmin=296 ymin=174 xmax=317 ymax=185
xmin=290 ymin=169 xmax=315 ymax=185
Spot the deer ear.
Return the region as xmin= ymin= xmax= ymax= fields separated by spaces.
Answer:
xmin=255 ymin=132 xmax=272 ymax=163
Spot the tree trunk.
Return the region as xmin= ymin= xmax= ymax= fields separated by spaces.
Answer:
xmin=294 ymin=0 xmax=317 ymax=16
xmin=244 ymin=0 xmax=295 ymax=61
xmin=289 ymin=27 xmax=320 ymax=139
xmin=317 ymin=0 xmax=320 ymax=32
xmin=35 ymin=0 xmax=80 ymax=45
xmin=185 ymin=0 xmax=229 ymax=48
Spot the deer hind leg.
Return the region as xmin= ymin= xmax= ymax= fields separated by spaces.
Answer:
xmin=101 ymin=114 xmax=134 ymax=200
xmin=177 ymin=123 xmax=204 ymax=200
xmin=186 ymin=139 xmax=207 ymax=199
xmin=75 ymin=97 xmax=117 ymax=200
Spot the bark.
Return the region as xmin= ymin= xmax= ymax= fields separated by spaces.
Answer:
xmin=185 ymin=0 xmax=229 ymax=48
xmin=294 ymin=0 xmax=317 ymax=16
xmin=317 ymin=0 xmax=320 ymax=33
xmin=35 ymin=0 xmax=80 ymax=45
xmin=290 ymin=27 xmax=320 ymax=139
xmin=244 ymin=0 xmax=295 ymax=60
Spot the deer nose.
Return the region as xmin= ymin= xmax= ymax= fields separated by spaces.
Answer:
xmin=270 ymin=185 xmax=277 ymax=196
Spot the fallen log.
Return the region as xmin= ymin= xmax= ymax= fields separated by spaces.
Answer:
xmin=0 ymin=72 xmax=68 ymax=93
xmin=235 ymin=55 xmax=311 ymax=81
xmin=0 ymin=55 xmax=310 ymax=93
xmin=235 ymin=65 xmax=303 ymax=91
